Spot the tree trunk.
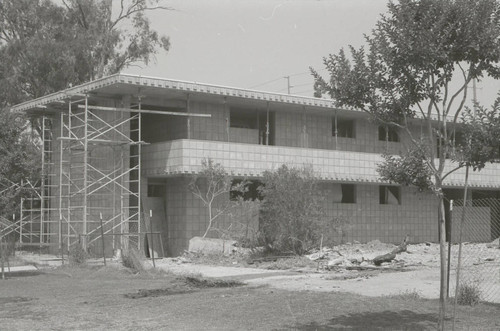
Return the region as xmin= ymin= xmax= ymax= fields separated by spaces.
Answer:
xmin=372 ymin=235 xmax=409 ymax=266
xmin=438 ymin=194 xmax=447 ymax=331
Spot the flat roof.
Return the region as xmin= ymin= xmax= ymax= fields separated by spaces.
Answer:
xmin=11 ymin=73 xmax=343 ymax=113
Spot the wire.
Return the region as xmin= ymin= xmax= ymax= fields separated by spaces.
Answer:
xmin=247 ymin=69 xmax=327 ymax=90
xmin=247 ymin=77 xmax=285 ymax=89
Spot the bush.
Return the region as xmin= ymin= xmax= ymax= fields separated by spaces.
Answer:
xmin=258 ymin=165 xmax=327 ymax=255
xmin=121 ymin=248 xmax=145 ymax=273
xmin=68 ymin=243 xmax=88 ymax=265
xmin=457 ymin=282 xmax=481 ymax=306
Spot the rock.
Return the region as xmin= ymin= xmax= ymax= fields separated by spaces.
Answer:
xmin=486 ymin=237 xmax=500 ymax=248
xmin=327 ymin=257 xmax=344 ymax=267
xmin=188 ymin=236 xmax=237 ymax=255
xmin=307 ymin=252 xmax=324 ymax=261
xmin=368 ymin=239 xmax=382 ymax=246
xmin=353 ymin=240 xmax=361 ymax=244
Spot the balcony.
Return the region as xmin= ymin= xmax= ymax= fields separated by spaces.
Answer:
xmin=141 ymin=139 xmax=500 ymax=188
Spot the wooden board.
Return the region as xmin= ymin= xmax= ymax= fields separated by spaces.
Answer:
xmin=142 ymin=197 xmax=166 ymax=258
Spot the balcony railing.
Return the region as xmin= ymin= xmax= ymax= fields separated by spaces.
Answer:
xmin=142 ymin=139 xmax=500 ymax=188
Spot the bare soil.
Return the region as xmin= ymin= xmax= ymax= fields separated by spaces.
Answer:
xmin=0 ymin=265 xmax=499 ymax=330
xmin=1 ymin=241 xmax=499 ymax=330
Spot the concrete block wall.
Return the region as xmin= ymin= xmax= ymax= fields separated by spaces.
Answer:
xmin=142 ymin=113 xmax=188 ymax=143
xmin=163 ymin=177 xmax=259 ymax=256
xmin=190 ymin=101 xmax=227 ymax=141
xmin=320 ymin=183 xmax=438 ymax=244
xmin=161 ymin=178 xmax=438 ymax=255
xmin=274 ymin=111 xmax=408 ymax=154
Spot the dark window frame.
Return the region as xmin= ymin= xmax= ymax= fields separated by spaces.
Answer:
xmin=341 ymin=184 xmax=356 ymax=203
xmin=333 ymin=118 xmax=356 ymax=138
xmin=230 ymin=108 xmax=258 ymax=129
xmin=379 ymin=185 xmax=401 ymax=205
xmin=230 ymin=179 xmax=262 ymax=201
xmin=378 ymin=126 xmax=400 ymax=142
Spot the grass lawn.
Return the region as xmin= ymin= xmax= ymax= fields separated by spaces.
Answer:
xmin=0 ymin=265 xmax=499 ymax=330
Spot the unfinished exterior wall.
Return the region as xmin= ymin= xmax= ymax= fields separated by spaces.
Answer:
xmin=42 ymin=97 xmax=137 ymax=256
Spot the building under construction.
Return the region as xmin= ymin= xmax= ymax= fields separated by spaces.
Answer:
xmin=8 ymin=73 xmax=500 ymax=257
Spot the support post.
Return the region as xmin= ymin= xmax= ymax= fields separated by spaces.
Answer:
xmin=266 ymin=102 xmax=270 ymax=146
xmin=186 ymin=94 xmax=191 ymax=139
xmin=100 ymin=213 xmax=106 ymax=266
xmin=82 ymin=95 xmax=89 ymax=249
xmin=149 ymin=209 xmax=155 ymax=268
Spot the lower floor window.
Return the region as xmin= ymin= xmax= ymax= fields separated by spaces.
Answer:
xmin=379 ymin=185 xmax=401 ymax=205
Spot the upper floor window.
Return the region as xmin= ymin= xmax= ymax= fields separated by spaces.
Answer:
xmin=333 ymin=118 xmax=355 ymax=138
xmin=230 ymin=108 xmax=257 ymax=129
xmin=379 ymin=185 xmax=401 ymax=205
xmin=378 ymin=126 xmax=399 ymax=142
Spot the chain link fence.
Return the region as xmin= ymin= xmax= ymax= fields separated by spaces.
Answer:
xmin=449 ymin=198 xmax=500 ymax=304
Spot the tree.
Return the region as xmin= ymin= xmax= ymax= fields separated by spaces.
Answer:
xmin=0 ymin=111 xmax=41 ymax=221
xmin=258 ymin=165 xmax=327 ymax=255
xmin=188 ymin=159 xmax=248 ymax=238
xmin=0 ymin=0 xmax=170 ymax=104
xmin=311 ymin=0 xmax=500 ymax=328
xmin=0 ymin=0 xmax=171 ymax=228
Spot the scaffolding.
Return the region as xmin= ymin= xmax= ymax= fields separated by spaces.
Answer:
xmin=3 ymin=90 xmax=211 ymax=257
xmin=55 ymin=95 xmax=145 ymax=254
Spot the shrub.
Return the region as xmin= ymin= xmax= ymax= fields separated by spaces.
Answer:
xmin=68 ymin=243 xmax=88 ymax=265
xmin=121 ymin=248 xmax=145 ymax=273
xmin=258 ymin=165 xmax=327 ymax=255
xmin=457 ymin=282 xmax=481 ymax=306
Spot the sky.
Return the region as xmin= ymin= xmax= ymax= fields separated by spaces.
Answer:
xmin=127 ymin=0 xmax=499 ymax=107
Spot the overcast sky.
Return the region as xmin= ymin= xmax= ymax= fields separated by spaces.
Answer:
xmin=127 ymin=0 xmax=499 ymax=107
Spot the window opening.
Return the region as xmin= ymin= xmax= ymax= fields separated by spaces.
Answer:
xmin=230 ymin=180 xmax=262 ymax=201
xmin=378 ymin=126 xmax=399 ymax=142
xmin=341 ymin=184 xmax=356 ymax=203
xmin=334 ymin=119 xmax=356 ymax=138
xmin=379 ymin=185 xmax=401 ymax=205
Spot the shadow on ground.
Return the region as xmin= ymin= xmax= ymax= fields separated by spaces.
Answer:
xmin=288 ymin=310 xmax=438 ymax=330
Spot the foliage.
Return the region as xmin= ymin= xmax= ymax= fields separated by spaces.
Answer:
xmin=217 ymin=200 xmax=260 ymax=248
xmin=0 ymin=0 xmax=170 ymax=223
xmin=388 ymin=289 xmax=422 ymax=301
xmin=258 ymin=165 xmax=327 ymax=255
xmin=377 ymin=142 xmax=434 ymax=192
xmin=457 ymin=100 xmax=500 ymax=170
xmin=0 ymin=0 xmax=170 ymax=104
xmin=312 ymin=0 xmax=500 ymax=327
xmin=456 ymin=282 xmax=481 ymax=306
xmin=69 ymin=243 xmax=88 ymax=265
xmin=121 ymin=248 xmax=145 ymax=273
xmin=0 ymin=111 xmax=41 ymax=221
xmin=188 ymin=158 xmax=248 ymax=238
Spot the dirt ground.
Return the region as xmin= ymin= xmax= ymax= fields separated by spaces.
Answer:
xmin=1 ymin=241 xmax=499 ymax=330
xmin=155 ymin=241 xmax=500 ymax=303
xmin=1 ymin=264 xmax=499 ymax=330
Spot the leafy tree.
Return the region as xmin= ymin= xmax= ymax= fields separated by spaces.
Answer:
xmin=258 ymin=165 xmax=326 ymax=255
xmin=0 ymin=0 xmax=170 ymax=226
xmin=189 ymin=158 xmax=248 ymax=238
xmin=0 ymin=0 xmax=170 ymax=104
xmin=0 ymin=111 xmax=41 ymax=221
xmin=311 ymin=0 xmax=500 ymax=328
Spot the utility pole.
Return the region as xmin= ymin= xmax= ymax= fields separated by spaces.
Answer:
xmin=284 ymin=76 xmax=293 ymax=95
